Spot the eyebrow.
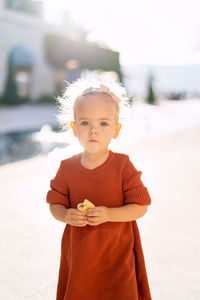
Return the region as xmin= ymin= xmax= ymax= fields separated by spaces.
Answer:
xmin=79 ymin=118 xmax=112 ymax=121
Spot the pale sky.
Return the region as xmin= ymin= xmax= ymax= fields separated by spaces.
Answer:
xmin=43 ymin=0 xmax=200 ymax=66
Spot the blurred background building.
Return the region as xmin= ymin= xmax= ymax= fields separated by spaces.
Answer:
xmin=0 ymin=0 xmax=121 ymax=105
xmin=1 ymin=0 xmax=200 ymax=105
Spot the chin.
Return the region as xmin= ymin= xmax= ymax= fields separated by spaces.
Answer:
xmin=83 ymin=145 xmax=102 ymax=153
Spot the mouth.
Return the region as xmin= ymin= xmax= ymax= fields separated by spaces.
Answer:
xmin=89 ymin=139 xmax=98 ymax=143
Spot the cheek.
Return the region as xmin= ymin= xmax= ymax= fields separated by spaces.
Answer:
xmin=76 ymin=126 xmax=88 ymax=137
xmin=103 ymin=127 xmax=115 ymax=140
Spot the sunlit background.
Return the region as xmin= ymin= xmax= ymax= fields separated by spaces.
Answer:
xmin=0 ymin=1 xmax=200 ymax=299
xmin=44 ymin=0 xmax=200 ymax=66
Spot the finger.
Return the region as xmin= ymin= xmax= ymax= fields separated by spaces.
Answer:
xmin=71 ymin=217 xmax=88 ymax=223
xmin=87 ymin=217 xmax=100 ymax=223
xmin=87 ymin=221 xmax=101 ymax=226
xmin=70 ymin=213 xmax=86 ymax=219
xmin=67 ymin=221 xmax=87 ymax=227
xmin=72 ymin=219 xmax=88 ymax=225
xmin=86 ymin=210 xmax=101 ymax=217
xmin=86 ymin=208 xmax=95 ymax=214
xmin=67 ymin=210 xmax=80 ymax=217
xmin=87 ymin=212 xmax=100 ymax=217
xmin=87 ymin=221 xmax=97 ymax=226
xmin=69 ymin=214 xmax=87 ymax=221
xmin=71 ymin=214 xmax=87 ymax=219
xmin=73 ymin=210 xmax=86 ymax=216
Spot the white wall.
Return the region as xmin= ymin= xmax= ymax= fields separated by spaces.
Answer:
xmin=0 ymin=3 xmax=55 ymax=100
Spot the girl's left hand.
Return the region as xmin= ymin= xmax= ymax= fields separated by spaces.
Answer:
xmin=86 ymin=206 xmax=110 ymax=226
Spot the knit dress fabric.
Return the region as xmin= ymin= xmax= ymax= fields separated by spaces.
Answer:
xmin=46 ymin=150 xmax=152 ymax=300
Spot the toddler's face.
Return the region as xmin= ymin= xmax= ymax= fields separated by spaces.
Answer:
xmin=71 ymin=94 xmax=121 ymax=154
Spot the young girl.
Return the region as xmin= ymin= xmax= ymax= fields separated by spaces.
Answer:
xmin=46 ymin=78 xmax=152 ymax=300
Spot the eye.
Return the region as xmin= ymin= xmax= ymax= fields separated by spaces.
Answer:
xmin=80 ymin=121 xmax=89 ymax=126
xmin=100 ymin=121 xmax=109 ymax=127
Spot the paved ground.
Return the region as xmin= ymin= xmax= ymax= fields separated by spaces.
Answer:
xmin=0 ymin=126 xmax=200 ymax=300
xmin=132 ymin=127 xmax=200 ymax=300
xmin=0 ymin=104 xmax=58 ymax=134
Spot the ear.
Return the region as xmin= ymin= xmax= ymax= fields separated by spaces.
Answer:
xmin=70 ymin=121 xmax=77 ymax=137
xmin=113 ymin=123 xmax=121 ymax=139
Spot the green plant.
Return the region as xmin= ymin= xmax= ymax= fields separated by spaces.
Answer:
xmin=36 ymin=94 xmax=55 ymax=104
xmin=146 ymin=74 xmax=156 ymax=104
xmin=3 ymin=60 xmax=20 ymax=105
xmin=0 ymin=95 xmax=5 ymax=106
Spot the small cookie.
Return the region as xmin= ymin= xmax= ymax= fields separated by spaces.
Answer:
xmin=77 ymin=199 xmax=95 ymax=214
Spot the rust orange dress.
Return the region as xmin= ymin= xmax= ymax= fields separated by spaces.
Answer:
xmin=46 ymin=150 xmax=152 ymax=300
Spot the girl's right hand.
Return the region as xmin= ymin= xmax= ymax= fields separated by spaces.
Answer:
xmin=65 ymin=208 xmax=88 ymax=227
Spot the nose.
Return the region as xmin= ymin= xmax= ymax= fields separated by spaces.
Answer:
xmin=89 ymin=124 xmax=97 ymax=135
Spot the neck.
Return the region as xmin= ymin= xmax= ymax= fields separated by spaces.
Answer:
xmin=81 ymin=149 xmax=109 ymax=169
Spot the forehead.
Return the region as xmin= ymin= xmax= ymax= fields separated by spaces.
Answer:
xmin=75 ymin=94 xmax=117 ymax=119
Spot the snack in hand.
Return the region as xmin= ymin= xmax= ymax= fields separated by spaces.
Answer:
xmin=77 ymin=199 xmax=95 ymax=214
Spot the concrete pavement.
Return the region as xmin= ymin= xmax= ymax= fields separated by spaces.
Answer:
xmin=0 ymin=104 xmax=58 ymax=134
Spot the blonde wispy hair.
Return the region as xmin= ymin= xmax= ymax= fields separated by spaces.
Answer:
xmin=56 ymin=76 xmax=130 ymax=131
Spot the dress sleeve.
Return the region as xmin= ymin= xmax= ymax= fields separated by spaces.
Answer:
xmin=122 ymin=157 xmax=151 ymax=206
xmin=46 ymin=162 xmax=70 ymax=208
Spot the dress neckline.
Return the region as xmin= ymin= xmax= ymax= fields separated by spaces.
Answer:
xmin=77 ymin=150 xmax=114 ymax=174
